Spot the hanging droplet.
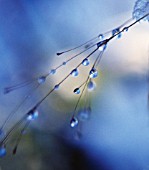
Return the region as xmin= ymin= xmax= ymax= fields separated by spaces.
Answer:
xmin=124 ymin=27 xmax=129 ymax=32
xmin=99 ymin=44 xmax=107 ymax=51
xmin=82 ymin=58 xmax=90 ymax=66
xmin=112 ymin=28 xmax=121 ymax=38
xmin=89 ymin=68 xmax=98 ymax=78
xmin=49 ymin=69 xmax=56 ymax=75
xmin=27 ymin=110 xmax=39 ymax=121
xmin=70 ymin=117 xmax=78 ymax=128
xmin=133 ymin=0 xmax=149 ymax=22
xmin=56 ymin=52 xmax=63 ymax=56
xmin=54 ymin=84 xmax=59 ymax=90
xmin=87 ymin=80 xmax=96 ymax=91
xmin=71 ymin=69 xmax=79 ymax=77
xmin=62 ymin=61 xmax=67 ymax=65
xmin=112 ymin=28 xmax=118 ymax=35
xmin=37 ymin=76 xmax=46 ymax=84
xmin=97 ymin=41 xmax=107 ymax=51
xmin=78 ymin=107 xmax=91 ymax=121
xmin=0 ymin=146 xmax=6 ymax=157
xmin=73 ymin=88 xmax=80 ymax=94
xmin=98 ymin=34 xmax=104 ymax=40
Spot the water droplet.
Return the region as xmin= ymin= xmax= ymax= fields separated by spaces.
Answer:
xmin=124 ymin=27 xmax=129 ymax=32
xmin=87 ymin=80 xmax=96 ymax=91
xmin=70 ymin=117 xmax=78 ymax=128
xmin=57 ymin=52 xmax=63 ymax=56
xmin=98 ymin=34 xmax=104 ymax=40
xmin=97 ymin=41 xmax=107 ymax=51
xmin=27 ymin=110 xmax=39 ymax=121
xmin=82 ymin=58 xmax=90 ymax=66
xmin=71 ymin=69 xmax=79 ymax=77
xmin=62 ymin=61 xmax=66 ymax=65
xmin=112 ymin=28 xmax=121 ymax=38
xmin=133 ymin=1 xmax=149 ymax=22
xmin=49 ymin=69 xmax=56 ymax=75
xmin=37 ymin=76 xmax=46 ymax=84
xmin=78 ymin=107 xmax=91 ymax=121
xmin=112 ymin=28 xmax=118 ymax=35
xmin=73 ymin=88 xmax=80 ymax=94
xmin=0 ymin=146 xmax=6 ymax=157
xmin=89 ymin=68 xmax=98 ymax=78
xmin=54 ymin=84 xmax=59 ymax=90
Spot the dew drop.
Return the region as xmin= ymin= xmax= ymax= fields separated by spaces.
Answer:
xmin=82 ymin=58 xmax=90 ymax=66
xmin=57 ymin=52 xmax=63 ymax=56
xmin=112 ymin=28 xmax=118 ymax=35
xmin=97 ymin=41 xmax=107 ymax=51
xmin=112 ymin=28 xmax=121 ymax=38
xmin=98 ymin=34 xmax=104 ymax=40
xmin=71 ymin=69 xmax=79 ymax=77
xmin=89 ymin=68 xmax=98 ymax=78
xmin=99 ymin=44 xmax=107 ymax=51
xmin=133 ymin=0 xmax=149 ymax=22
xmin=124 ymin=27 xmax=129 ymax=32
xmin=70 ymin=117 xmax=78 ymax=128
xmin=54 ymin=84 xmax=59 ymax=90
xmin=0 ymin=146 xmax=6 ymax=157
xmin=87 ymin=80 xmax=96 ymax=91
xmin=62 ymin=61 xmax=67 ymax=65
xmin=73 ymin=88 xmax=80 ymax=94
xmin=78 ymin=107 xmax=91 ymax=121
xmin=37 ymin=76 xmax=46 ymax=84
xmin=27 ymin=110 xmax=39 ymax=121
xmin=49 ymin=69 xmax=56 ymax=75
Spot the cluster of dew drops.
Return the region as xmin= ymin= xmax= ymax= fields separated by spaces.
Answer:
xmin=0 ymin=0 xmax=149 ymax=157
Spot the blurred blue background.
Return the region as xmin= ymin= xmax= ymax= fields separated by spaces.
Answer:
xmin=0 ymin=0 xmax=149 ymax=169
